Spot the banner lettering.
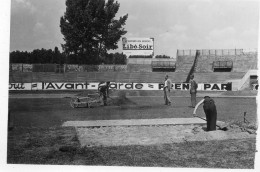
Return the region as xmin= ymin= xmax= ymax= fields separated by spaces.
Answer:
xmin=9 ymin=82 xmax=233 ymax=91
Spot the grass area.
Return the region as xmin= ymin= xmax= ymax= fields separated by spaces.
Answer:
xmin=7 ymin=127 xmax=256 ymax=168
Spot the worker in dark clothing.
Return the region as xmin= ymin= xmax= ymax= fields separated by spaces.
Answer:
xmin=190 ymin=74 xmax=198 ymax=108
xmin=193 ymin=96 xmax=217 ymax=131
xmin=98 ymin=81 xmax=110 ymax=106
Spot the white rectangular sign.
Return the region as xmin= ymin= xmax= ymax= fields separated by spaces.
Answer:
xmin=122 ymin=37 xmax=154 ymax=56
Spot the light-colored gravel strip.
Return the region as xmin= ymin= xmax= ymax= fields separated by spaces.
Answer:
xmin=62 ymin=118 xmax=207 ymax=127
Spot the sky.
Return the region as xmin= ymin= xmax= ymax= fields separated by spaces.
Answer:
xmin=9 ymin=0 xmax=260 ymax=58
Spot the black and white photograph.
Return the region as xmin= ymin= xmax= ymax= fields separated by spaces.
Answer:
xmin=1 ymin=0 xmax=260 ymax=171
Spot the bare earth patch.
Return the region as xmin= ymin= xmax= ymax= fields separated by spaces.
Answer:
xmin=76 ymin=124 xmax=256 ymax=147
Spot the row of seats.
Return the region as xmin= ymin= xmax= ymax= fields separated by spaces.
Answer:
xmin=9 ymin=72 xmax=188 ymax=83
xmin=10 ymin=71 xmax=246 ymax=83
xmin=175 ymin=55 xmax=195 ymax=74
xmin=195 ymin=54 xmax=258 ymax=72
xmin=193 ymin=72 xmax=246 ymax=83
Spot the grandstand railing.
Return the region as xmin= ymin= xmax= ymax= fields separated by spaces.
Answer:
xmin=127 ymin=58 xmax=176 ymax=65
xmin=177 ymin=49 xmax=257 ymax=56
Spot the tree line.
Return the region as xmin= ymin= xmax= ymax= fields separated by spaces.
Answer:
xmin=9 ymin=47 xmax=127 ymax=64
xmin=10 ymin=48 xmax=171 ymax=64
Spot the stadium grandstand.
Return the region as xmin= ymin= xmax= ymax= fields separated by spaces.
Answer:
xmin=9 ymin=48 xmax=258 ymax=91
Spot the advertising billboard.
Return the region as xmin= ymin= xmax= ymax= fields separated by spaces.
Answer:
xmin=9 ymin=82 xmax=232 ymax=91
xmin=122 ymin=37 xmax=154 ymax=56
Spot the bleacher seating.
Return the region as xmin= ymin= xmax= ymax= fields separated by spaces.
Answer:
xmin=232 ymin=53 xmax=258 ymax=72
xmin=195 ymin=53 xmax=258 ymax=73
xmin=193 ymin=72 xmax=245 ymax=83
xmin=9 ymin=50 xmax=257 ymax=88
xmin=127 ymin=64 xmax=152 ymax=72
xmin=175 ymin=55 xmax=195 ymax=74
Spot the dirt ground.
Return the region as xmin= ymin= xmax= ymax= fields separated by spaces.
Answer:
xmin=75 ymin=122 xmax=257 ymax=147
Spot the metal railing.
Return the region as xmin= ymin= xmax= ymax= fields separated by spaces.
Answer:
xmin=177 ymin=49 xmax=257 ymax=56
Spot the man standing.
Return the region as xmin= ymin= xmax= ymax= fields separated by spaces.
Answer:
xmin=98 ymin=81 xmax=110 ymax=106
xmin=193 ymin=96 xmax=217 ymax=131
xmin=190 ymin=74 xmax=198 ymax=108
xmin=164 ymin=75 xmax=172 ymax=105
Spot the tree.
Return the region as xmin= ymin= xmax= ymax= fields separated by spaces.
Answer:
xmin=104 ymin=52 xmax=126 ymax=64
xmin=60 ymin=0 xmax=128 ymax=64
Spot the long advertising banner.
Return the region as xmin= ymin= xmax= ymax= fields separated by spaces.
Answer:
xmin=9 ymin=82 xmax=233 ymax=91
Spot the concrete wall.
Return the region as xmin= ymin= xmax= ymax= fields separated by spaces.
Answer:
xmin=127 ymin=58 xmax=175 ymax=65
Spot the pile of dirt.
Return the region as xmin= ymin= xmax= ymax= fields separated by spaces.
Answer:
xmin=75 ymin=90 xmax=98 ymax=97
xmin=225 ymin=121 xmax=258 ymax=134
xmin=108 ymin=91 xmax=137 ymax=106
